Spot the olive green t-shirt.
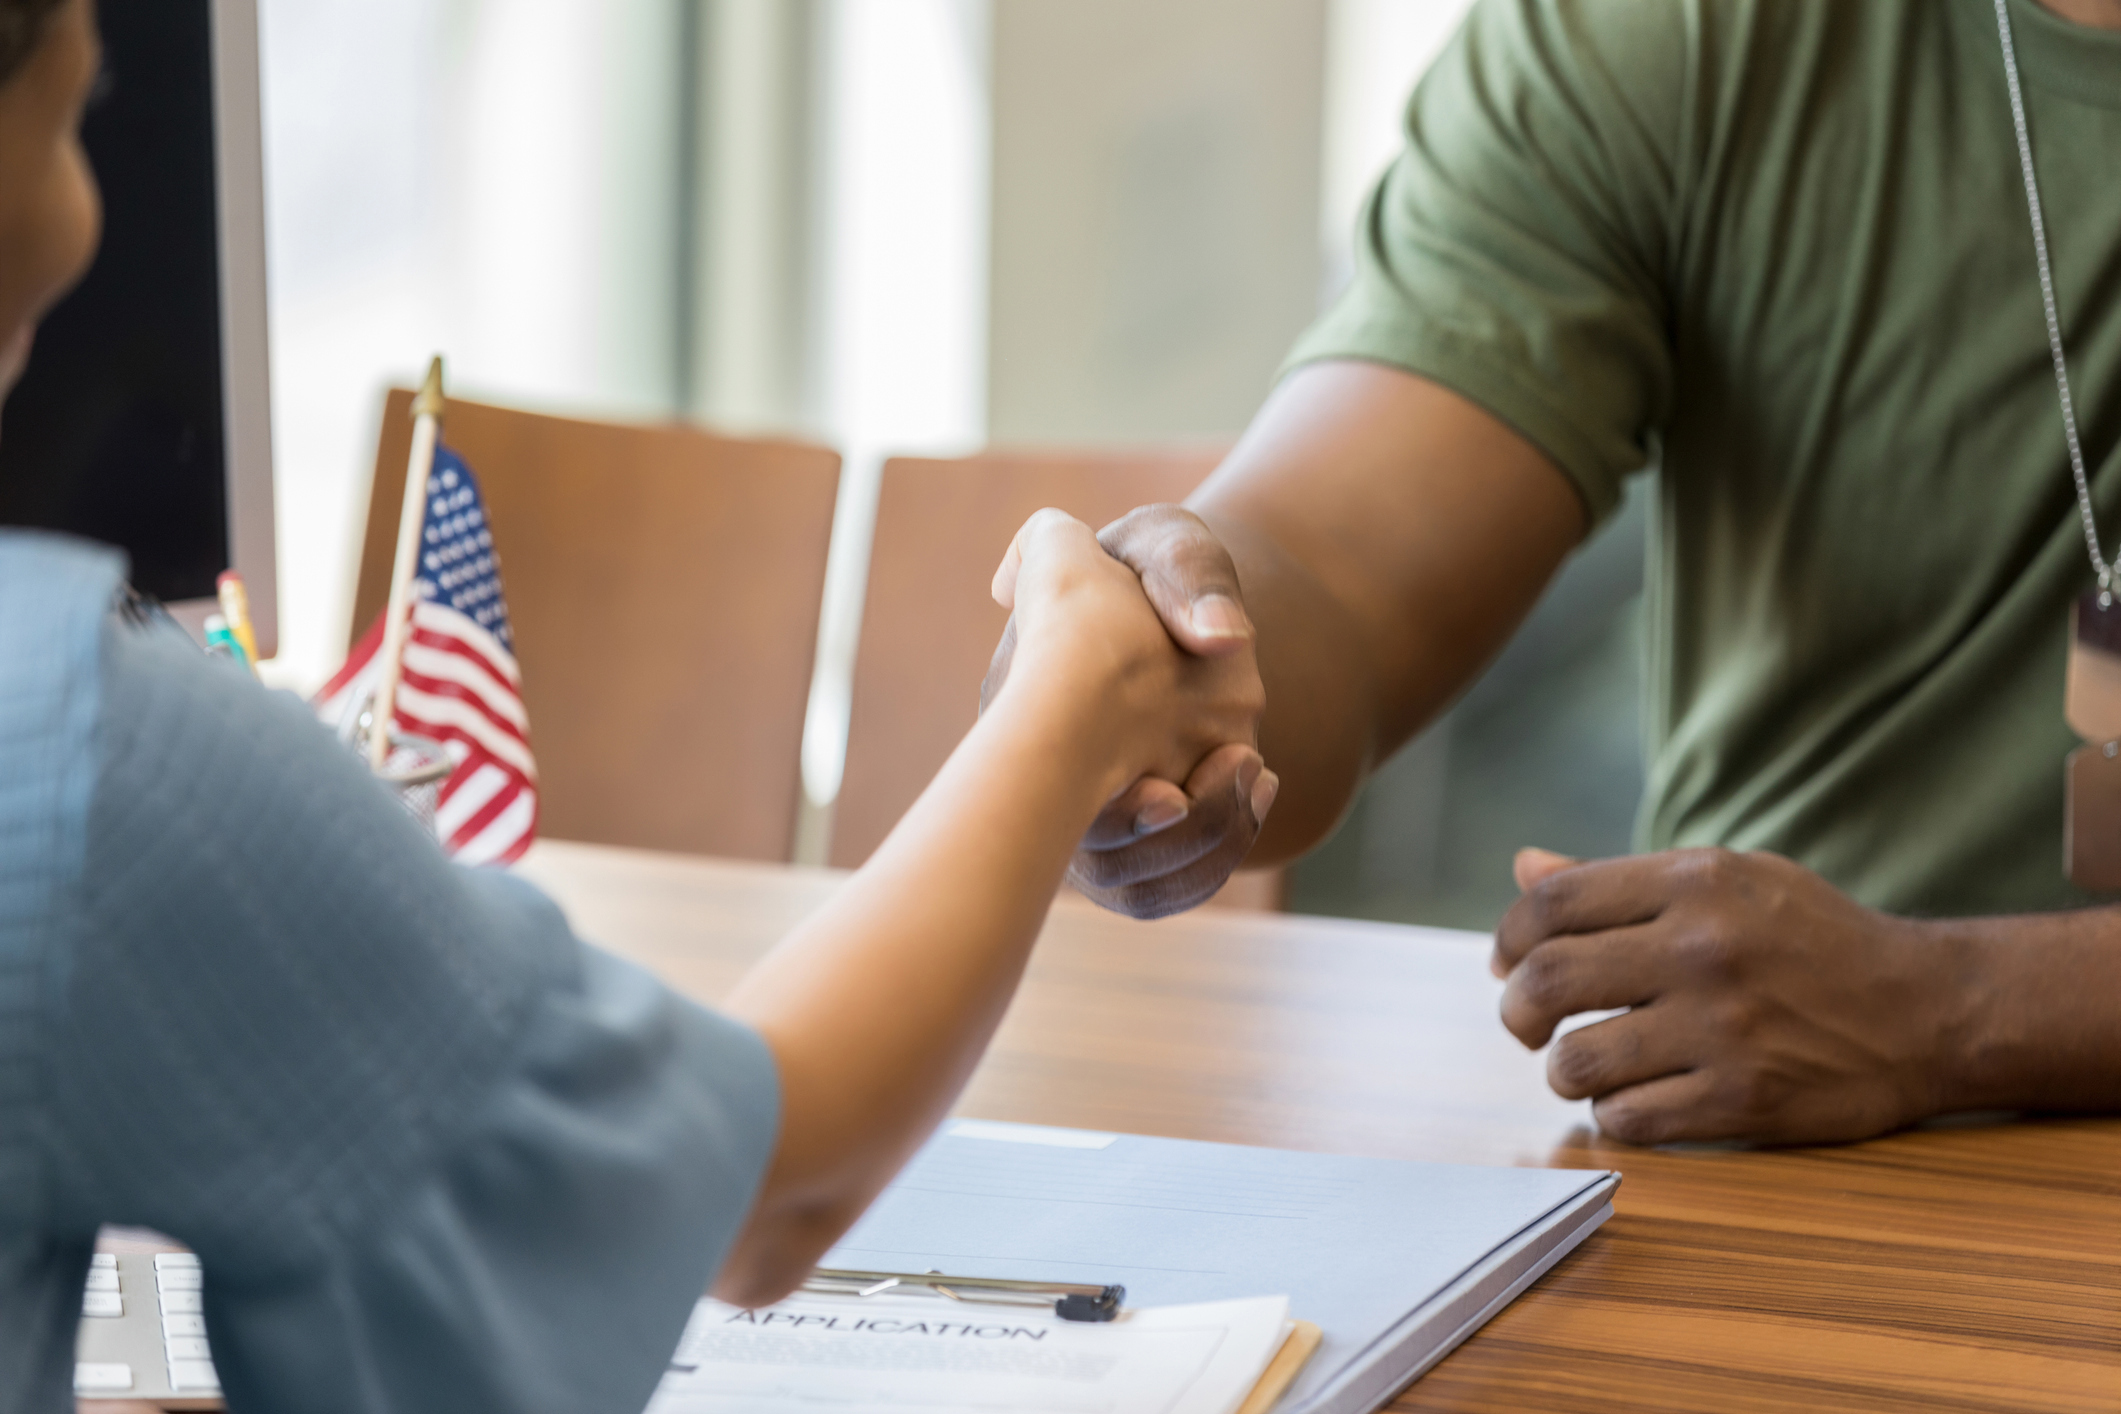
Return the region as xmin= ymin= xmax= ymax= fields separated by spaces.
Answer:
xmin=1290 ymin=0 xmax=2121 ymax=917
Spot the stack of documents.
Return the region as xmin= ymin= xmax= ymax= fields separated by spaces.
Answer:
xmin=651 ymin=1292 xmax=1302 ymax=1413
xmin=652 ymin=1120 xmax=1617 ymax=1413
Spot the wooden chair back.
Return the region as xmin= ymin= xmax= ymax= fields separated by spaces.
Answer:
xmin=830 ymin=446 xmax=1284 ymax=910
xmin=356 ymin=390 xmax=839 ymax=862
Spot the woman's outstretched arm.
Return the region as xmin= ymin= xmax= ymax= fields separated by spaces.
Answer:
xmin=712 ymin=511 xmax=1262 ymax=1306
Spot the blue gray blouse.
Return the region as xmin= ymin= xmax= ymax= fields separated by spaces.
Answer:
xmin=0 ymin=531 xmax=779 ymax=1413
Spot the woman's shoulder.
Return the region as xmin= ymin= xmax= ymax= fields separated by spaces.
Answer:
xmin=0 ymin=528 xmax=127 ymax=791
xmin=0 ymin=528 xmax=127 ymax=635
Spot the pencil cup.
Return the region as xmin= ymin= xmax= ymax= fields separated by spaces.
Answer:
xmin=323 ymin=691 xmax=455 ymax=836
xmin=355 ymin=728 xmax=454 ymax=834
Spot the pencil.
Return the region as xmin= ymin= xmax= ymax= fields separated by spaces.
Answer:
xmin=215 ymin=570 xmax=260 ymax=677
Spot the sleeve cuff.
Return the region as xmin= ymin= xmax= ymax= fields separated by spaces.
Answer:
xmin=201 ymin=943 xmax=779 ymax=1414
xmin=1282 ymin=315 xmax=1634 ymax=529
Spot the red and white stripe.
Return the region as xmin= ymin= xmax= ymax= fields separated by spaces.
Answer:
xmin=315 ymin=599 xmax=539 ymax=866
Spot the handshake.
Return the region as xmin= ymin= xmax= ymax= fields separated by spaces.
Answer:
xmin=984 ymin=503 xmax=1277 ymax=919
xmin=985 ymin=503 xmax=2004 ymax=1152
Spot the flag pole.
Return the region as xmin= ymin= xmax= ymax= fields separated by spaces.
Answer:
xmin=369 ymin=356 xmax=447 ymax=770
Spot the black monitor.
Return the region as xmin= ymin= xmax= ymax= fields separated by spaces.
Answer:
xmin=0 ymin=0 xmax=275 ymax=653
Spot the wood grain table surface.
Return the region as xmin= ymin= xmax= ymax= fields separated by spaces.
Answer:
xmin=518 ymin=840 xmax=2121 ymax=1414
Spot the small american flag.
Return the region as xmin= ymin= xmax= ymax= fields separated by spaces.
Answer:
xmin=315 ymin=445 xmax=539 ymax=865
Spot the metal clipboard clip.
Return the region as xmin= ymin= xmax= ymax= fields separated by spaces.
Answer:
xmin=801 ymin=1268 xmax=1126 ymax=1323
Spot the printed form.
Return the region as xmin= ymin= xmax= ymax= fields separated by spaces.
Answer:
xmin=818 ymin=1121 xmax=1612 ymax=1411
xmin=646 ymin=1292 xmax=1291 ymax=1414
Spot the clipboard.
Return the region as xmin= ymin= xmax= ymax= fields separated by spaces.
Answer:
xmin=827 ymin=1121 xmax=1618 ymax=1414
xmin=801 ymin=1264 xmax=1321 ymax=1412
xmin=1240 ymin=1320 xmax=1324 ymax=1414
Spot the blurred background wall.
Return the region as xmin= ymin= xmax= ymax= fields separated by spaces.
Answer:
xmin=256 ymin=0 xmax=1645 ymax=930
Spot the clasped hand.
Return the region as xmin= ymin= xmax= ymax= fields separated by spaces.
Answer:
xmin=985 ymin=505 xmax=1277 ymax=917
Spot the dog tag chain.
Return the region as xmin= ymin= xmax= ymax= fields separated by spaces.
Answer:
xmin=1994 ymin=0 xmax=2121 ymax=889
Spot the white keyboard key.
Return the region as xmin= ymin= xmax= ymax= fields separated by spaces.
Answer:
xmin=158 ymin=1290 xmax=204 ymax=1315
xmin=80 ymin=1291 xmax=122 ymax=1318
xmin=167 ymin=1360 xmax=221 ymax=1392
xmin=162 ymin=1312 xmax=207 ymax=1337
xmin=73 ymin=1363 xmax=133 ymax=1392
xmin=84 ymin=1269 xmax=120 ymax=1292
xmin=156 ymin=1267 xmax=203 ymax=1291
xmin=153 ymin=1252 xmax=201 ymax=1270
xmin=164 ymin=1335 xmax=212 ymax=1360
xmin=90 ymin=1253 xmax=118 ymax=1269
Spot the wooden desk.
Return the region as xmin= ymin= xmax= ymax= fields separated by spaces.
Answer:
xmin=519 ymin=841 xmax=2121 ymax=1414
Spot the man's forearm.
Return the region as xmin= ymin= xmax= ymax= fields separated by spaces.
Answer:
xmin=1190 ymin=506 xmax=1379 ymax=863
xmin=1932 ymin=907 xmax=2121 ymax=1114
xmin=1184 ymin=363 xmax=1588 ymax=866
xmin=1062 ymin=363 xmax=1585 ymax=900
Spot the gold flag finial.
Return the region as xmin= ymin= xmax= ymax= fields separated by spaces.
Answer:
xmin=411 ymin=355 xmax=446 ymax=420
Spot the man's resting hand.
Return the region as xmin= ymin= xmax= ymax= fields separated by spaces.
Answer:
xmin=1493 ymin=846 xmax=1964 ymax=1145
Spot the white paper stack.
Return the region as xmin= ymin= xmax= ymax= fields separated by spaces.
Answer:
xmin=815 ymin=1121 xmax=1618 ymax=1414
xmin=649 ymin=1292 xmax=1293 ymax=1414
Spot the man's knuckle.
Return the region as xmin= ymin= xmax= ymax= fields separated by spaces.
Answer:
xmin=1678 ymin=846 xmax=1738 ymax=891
xmin=1707 ymin=990 xmax=1763 ymax=1039
xmin=1536 ymin=872 xmax=1579 ymax=911
xmin=1492 ymin=912 xmax=1531 ymax=970
xmin=1113 ymin=876 xmax=1208 ymax=921
xmin=1130 ymin=502 xmax=1198 ymax=538
xmin=1108 ymin=503 xmax=1194 ymax=549
xmin=1099 ymin=504 xmax=1162 ymax=544
xmin=1514 ymin=949 xmax=1570 ymax=1011
xmin=1520 ymin=878 xmax=1570 ymax=936
xmin=1158 ymin=517 xmax=1236 ymax=577
xmin=1746 ymin=848 xmax=1793 ymax=879
xmin=1069 ymin=850 xmax=1131 ymax=891
xmin=1497 ymin=992 xmax=1535 ymax=1042
xmin=1069 ymin=858 xmax=1205 ymax=920
xmin=1728 ymin=1079 xmax=1771 ymax=1121
xmin=1595 ymin=1098 xmax=1662 ymax=1146
xmin=1183 ymin=777 xmax=1240 ymax=825
xmin=1064 ymin=866 xmax=1120 ymax=906
xmin=1717 ymin=1065 xmax=1780 ymax=1119
xmin=1677 ymin=922 xmax=1742 ymax=982
xmin=1548 ymin=1036 xmax=1604 ymax=1096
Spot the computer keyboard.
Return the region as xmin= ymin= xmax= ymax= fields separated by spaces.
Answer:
xmin=74 ymin=1251 xmax=223 ymax=1405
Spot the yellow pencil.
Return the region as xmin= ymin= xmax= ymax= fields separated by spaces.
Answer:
xmin=215 ymin=570 xmax=261 ymax=677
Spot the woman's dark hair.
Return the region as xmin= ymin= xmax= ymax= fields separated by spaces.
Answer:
xmin=0 ymin=0 xmax=67 ymax=89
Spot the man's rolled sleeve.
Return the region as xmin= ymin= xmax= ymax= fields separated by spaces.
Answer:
xmin=1288 ymin=0 xmax=1686 ymax=526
